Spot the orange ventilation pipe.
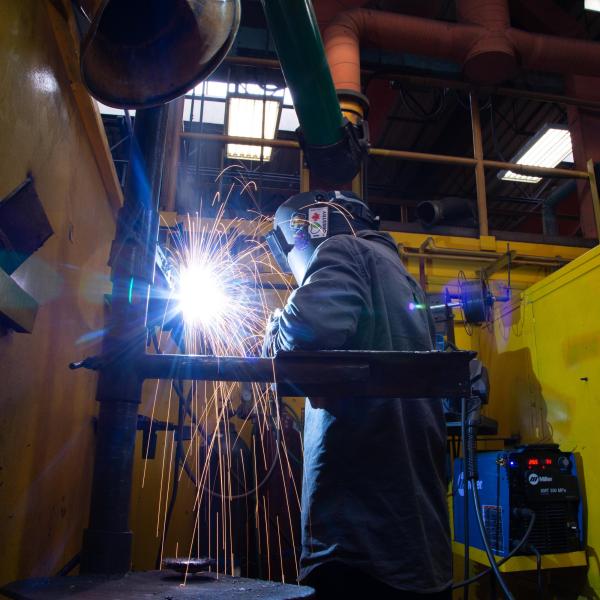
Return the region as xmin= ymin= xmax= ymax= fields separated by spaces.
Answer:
xmin=323 ymin=0 xmax=600 ymax=118
xmin=312 ymin=0 xmax=369 ymax=27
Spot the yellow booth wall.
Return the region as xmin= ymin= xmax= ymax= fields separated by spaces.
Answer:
xmin=0 ymin=0 xmax=116 ymax=586
xmin=478 ymin=244 xmax=600 ymax=595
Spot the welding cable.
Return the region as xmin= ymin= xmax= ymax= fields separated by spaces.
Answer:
xmin=399 ymin=86 xmax=447 ymax=121
xmin=55 ymin=553 xmax=80 ymax=576
xmin=471 ymin=483 xmax=515 ymax=599
xmin=171 ymin=384 xmax=282 ymax=500
xmin=155 ymin=383 xmax=191 ymax=569
xmin=149 ymin=330 xmax=282 ymax=500
xmin=457 ymin=392 xmax=510 ymax=598
xmin=460 ymin=396 xmax=470 ymax=600
xmin=453 ymin=508 xmax=536 ymax=589
xmin=529 ymin=543 xmax=543 ymax=599
xmin=203 ymin=404 xmax=282 ymax=501
xmin=453 ymin=90 xmax=492 ymax=112
xmin=459 ymin=392 xmax=514 ymax=599
xmin=174 ymin=413 xmax=281 ymax=502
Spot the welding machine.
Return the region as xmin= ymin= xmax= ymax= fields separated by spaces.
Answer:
xmin=454 ymin=444 xmax=583 ymax=557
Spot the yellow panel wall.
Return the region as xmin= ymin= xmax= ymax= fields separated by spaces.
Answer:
xmin=0 ymin=0 xmax=115 ymax=585
xmin=477 ymin=245 xmax=600 ymax=596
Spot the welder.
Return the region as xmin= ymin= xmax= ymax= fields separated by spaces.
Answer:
xmin=264 ymin=191 xmax=452 ymax=599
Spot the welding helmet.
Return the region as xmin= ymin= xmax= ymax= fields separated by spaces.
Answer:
xmin=266 ymin=191 xmax=378 ymax=284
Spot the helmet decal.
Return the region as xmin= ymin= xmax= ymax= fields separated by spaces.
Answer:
xmin=308 ymin=207 xmax=329 ymax=239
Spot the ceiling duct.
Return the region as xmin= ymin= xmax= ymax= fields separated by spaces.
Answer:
xmin=76 ymin=0 xmax=240 ymax=108
xmin=321 ymin=0 xmax=600 ymax=91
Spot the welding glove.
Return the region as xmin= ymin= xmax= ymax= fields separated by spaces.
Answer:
xmin=261 ymin=309 xmax=282 ymax=358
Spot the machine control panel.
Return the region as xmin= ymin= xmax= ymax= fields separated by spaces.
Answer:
xmin=506 ymin=444 xmax=582 ymax=554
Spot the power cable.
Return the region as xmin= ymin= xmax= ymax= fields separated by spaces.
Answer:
xmin=529 ymin=544 xmax=543 ymax=599
xmin=454 ymin=392 xmax=515 ymax=599
xmin=453 ymin=510 xmax=536 ymax=589
xmin=399 ymin=86 xmax=447 ymax=121
xmin=472 ymin=484 xmax=514 ymax=599
xmin=461 ymin=396 xmax=470 ymax=600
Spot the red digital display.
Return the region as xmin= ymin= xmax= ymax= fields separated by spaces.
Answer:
xmin=528 ymin=458 xmax=539 ymax=466
xmin=546 ymin=459 xmax=552 ymax=465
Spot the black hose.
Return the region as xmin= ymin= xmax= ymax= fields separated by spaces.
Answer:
xmin=461 ymin=396 xmax=470 ymax=600
xmin=55 ymin=553 xmax=81 ymax=576
xmin=455 ymin=394 xmax=514 ymax=599
xmin=453 ymin=509 xmax=536 ymax=589
xmin=155 ymin=384 xmax=190 ymax=569
xmin=529 ymin=544 xmax=543 ymax=599
xmin=472 ymin=484 xmax=514 ymax=600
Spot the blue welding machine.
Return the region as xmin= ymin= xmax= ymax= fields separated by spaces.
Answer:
xmin=453 ymin=444 xmax=583 ymax=556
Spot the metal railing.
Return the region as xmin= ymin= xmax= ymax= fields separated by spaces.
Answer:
xmin=166 ymin=74 xmax=600 ymax=239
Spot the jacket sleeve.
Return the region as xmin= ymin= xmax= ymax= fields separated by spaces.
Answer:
xmin=271 ymin=237 xmax=370 ymax=352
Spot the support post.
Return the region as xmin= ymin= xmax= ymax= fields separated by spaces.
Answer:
xmin=80 ymin=107 xmax=169 ymax=574
xmin=161 ymin=98 xmax=185 ymax=212
xmin=586 ymin=159 xmax=600 ymax=240
xmin=299 ymin=151 xmax=310 ymax=193
xmin=469 ymin=92 xmax=489 ymax=237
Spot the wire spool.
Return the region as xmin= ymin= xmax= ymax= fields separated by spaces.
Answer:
xmin=459 ymin=277 xmax=491 ymax=324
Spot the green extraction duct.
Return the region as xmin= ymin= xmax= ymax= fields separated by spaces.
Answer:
xmin=260 ymin=0 xmax=367 ymax=182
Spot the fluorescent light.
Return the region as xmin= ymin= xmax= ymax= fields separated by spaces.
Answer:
xmin=499 ymin=125 xmax=574 ymax=184
xmin=585 ymin=0 xmax=600 ymax=12
xmin=226 ymin=96 xmax=281 ymax=161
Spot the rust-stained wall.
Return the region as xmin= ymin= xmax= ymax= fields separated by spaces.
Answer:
xmin=0 ymin=0 xmax=116 ymax=585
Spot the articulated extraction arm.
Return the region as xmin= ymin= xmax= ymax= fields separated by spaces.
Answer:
xmin=260 ymin=0 xmax=367 ymax=183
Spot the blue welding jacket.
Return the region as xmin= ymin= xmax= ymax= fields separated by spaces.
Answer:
xmin=268 ymin=231 xmax=452 ymax=593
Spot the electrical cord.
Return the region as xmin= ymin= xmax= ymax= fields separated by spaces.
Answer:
xmin=55 ymin=553 xmax=80 ymax=576
xmin=529 ymin=543 xmax=543 ymax=599
xmin=453 ymin=508 xmax=536 ymax=589
xmin=453 ymin=90 xmax=492 ymax=112
xmin=148 ymin=328 xmax=282 ymax=565
xmin=461 ymin=396 xmax=470 ymax=600
xmin=399 ymin=86 xmax=447 ymax=121
xmin=454 ymin=393 xmax=514 ymax=599
xmin=472 ymin=484 xmax=514 ymax=599
xmin=155 ymin=383 xmax=189 ymax=569
xmin=457 ymin=271 xmax=473 ymax=337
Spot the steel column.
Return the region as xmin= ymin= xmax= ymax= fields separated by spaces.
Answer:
xmin=469 ymin=92 xmax=489 ymax=237
xmin=587 ymin=159 xmax=600 ymax=239
xmin=80 ymin=107 xmax=169 ymax=574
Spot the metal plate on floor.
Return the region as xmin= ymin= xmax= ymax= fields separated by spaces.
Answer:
xmin=162 ymin=557 xmax=216 ymax=574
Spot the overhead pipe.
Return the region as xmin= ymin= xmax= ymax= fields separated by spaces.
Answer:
xmin=417 ymin=198 xmax=476 ymax=228
xmin=224 ymin=55 xmax=600 ymax=112
xmin=410 ymin=237 xmax=568 ymax=268
xmin=260 ymin=0 xmax=367 ymax=183
xmin=323 ymin=0 xmax=600 ymax=92
xmin=506 ymin=28 xmax=600 ymax=77
xmin=455 ymin=0 xmax=517 ymax=82
xmin=312 ymin=0 xmax=370 ymax=122
xmin=323 ymin=9 xmax=481 ymax=92
xmin=312 ymin=0 xmax=369 ymax=28
xmin=181 ymin=131 xmax=590 ymax=181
